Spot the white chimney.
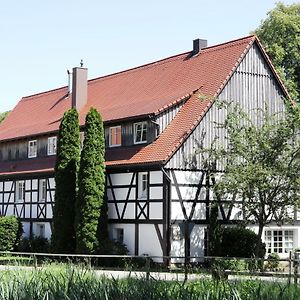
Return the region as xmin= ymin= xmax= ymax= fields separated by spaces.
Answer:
xmin=72 ymin=67 xmax=88 ymax=111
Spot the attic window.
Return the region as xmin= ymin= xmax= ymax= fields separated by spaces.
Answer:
xmin=134 ymin=122 xmax=147 ymax=144
xmin=109 ymin=126 xmax=121 ymax=147
xmin=28 ymin=140 xmax=37 ymax=158
xmin=47 ymin=137 xmax=57 ymax=155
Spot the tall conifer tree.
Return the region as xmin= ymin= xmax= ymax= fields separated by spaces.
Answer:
xmin=52 ymin=108 xmax=80 ymax=253
xmin=75 ymin=107 xmax=106 ymax=253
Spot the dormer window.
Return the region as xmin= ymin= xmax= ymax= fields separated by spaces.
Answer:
xmin=47 ymin=137 xmax=57 ymax=155
xmin=28 ymin=140 xmax=37 ymax=158
xmin=109 ymin=126 xmax=121 ymax=147
xmin=134 ymin=122 xmax=147 ymax=144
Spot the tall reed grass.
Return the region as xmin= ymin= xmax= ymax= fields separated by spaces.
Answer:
xmin=0 ymin=264 xmax=299 ymax=299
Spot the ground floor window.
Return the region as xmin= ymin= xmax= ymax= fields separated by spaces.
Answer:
xmin=265 ymin=230 xmax=294 ymax=254
xmin=113 ymin=228 xmax=124 ymax=244
xmin=36 ymin=224 xmax=45 ymax=238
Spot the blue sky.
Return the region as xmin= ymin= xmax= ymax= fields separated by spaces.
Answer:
xmin=0 ymin=0 xmax=296 ymax=112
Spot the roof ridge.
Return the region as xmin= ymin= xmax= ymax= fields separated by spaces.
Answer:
xmin=21 ymin=85 xmax=68 ymax=101
xmin=89 ymin=35 xmax=256 ymax=84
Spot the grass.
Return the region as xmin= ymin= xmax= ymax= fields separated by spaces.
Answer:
xmin=0 ymin=264 xmax=299 ymax=299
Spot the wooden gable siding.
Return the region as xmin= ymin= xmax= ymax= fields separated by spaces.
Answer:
xmin=155 ymin=101 xmax=185 ymax=134
xmin=165 ymin=43 xmax=286 ymax=170
xmin=0 ymin=136 xmax=51 ymax=162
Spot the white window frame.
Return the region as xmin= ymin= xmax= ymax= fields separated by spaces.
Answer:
xmin=138 ymin=172 xmax=148 ymax=199
xmin=109 ymin=126 xmax=122 ymax=147
xmin=16 ymin=180 xmax=25 ymax=202
xmin=265 ymin=230 xmax=294 ymax=254
xmin=28 ymin=140 xmax=37 ymax=158
xmin=39 ymin=179 xmax=47 ymax=202
xmin=35 ymin=223 xmax=45 ymax=238
xmin=134 ymin=122 xmax=147 ymax=144
xmin=47 ymin=136 xmax=57 ymax=155
xmin=113 ymin=228 xmax=124 ymax=244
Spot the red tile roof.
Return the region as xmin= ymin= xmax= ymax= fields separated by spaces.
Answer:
xmin=0 ymin=35 xmax=256 ymax=142
xmin=4 ymin=35 xmax=285 ymax=172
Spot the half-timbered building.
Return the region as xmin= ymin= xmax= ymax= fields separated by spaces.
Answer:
xmin=0 ymin=35 xmax=295 ymax=258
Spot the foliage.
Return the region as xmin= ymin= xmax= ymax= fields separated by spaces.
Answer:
xmin=207 ymin=202 xmax=222 ymax=256
xmin=18 ymin=236 xmax=50 ymax=253
xmin=218 ymin=227 xmax=264 ymax=258
xmin=265 ymin=252 xmax=280 ymax=271
xmin=254 ymin=2 xmax=300 ymax=100
xmin=0 ymin=111 xmax=9 ymax=123
xmin=0 ymin=265 xmax=300 ymax=299
xmin=204 ymin=103 xmax=300 ymax=256
xmin=52 ymin=108 xmax=81 ymax=254
xmin=0 ymin=216 xmax=23 ymax=251
xmin=75 ymin=108 xmax=106 ymax=254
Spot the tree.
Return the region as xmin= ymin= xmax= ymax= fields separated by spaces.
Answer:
xmin=254 ymin=2 xmax=300 ymax=100
xmin=52 ymin=108 xmax=80 ymax=253
xmin=0 ymin=111 xmax=9 ymax=123
xmin=204 ymin=103 xmax=300 ymax=256
xmin=75 ymin=107 xmax=106 ymax=254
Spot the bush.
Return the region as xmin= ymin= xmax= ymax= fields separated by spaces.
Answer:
xmin=265 ymin=253 xmax=280 ymax=271
xmin=18 ymin=237 xmax=50 ymax=253
xmin=218 ymin=227 xmax=264 ymax=258
xmin=0 ymin=216 xmax=23 ymax=251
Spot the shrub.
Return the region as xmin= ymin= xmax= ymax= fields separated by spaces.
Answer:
xmin=0 ymin=216 xmax=23 ymax=251
xmin=18 ymin=237 xmax=50 ymax=253
xmin=218 ymin=226 xmax=264 ymax=258
xmin=265 ymin=252 xmax=280 ymax=271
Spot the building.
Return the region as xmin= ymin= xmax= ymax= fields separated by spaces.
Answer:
xmin=0 ymin=35 xmax=294 ymax=258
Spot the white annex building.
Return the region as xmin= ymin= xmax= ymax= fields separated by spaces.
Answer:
xmin=0 ymin=35 xmax=295 ymax=258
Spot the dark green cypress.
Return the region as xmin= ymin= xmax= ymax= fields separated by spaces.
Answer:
xmin=75 ymin=107 xmax=106 ymax=254
xmin=51 ymin=108 xmax=80 ymax=253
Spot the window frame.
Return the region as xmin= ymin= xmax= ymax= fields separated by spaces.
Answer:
xmin=39 ymin=179 xmax=47 ymax=202
xmin=138 ymin=172 xmax=148 ymax=199
xmin=265 ymin=229 xmax=294 ymax=254
xmin=47 ymin=136 xmax=57 ymax=156
xmin=35 ymin=223 xmax=45 ymax=238
xmin=133 ymin=121 xmax=147 ymax=144
xmin=16 ymin=180 xmax=25 ymax=202
xmin=109 ymin=126 xmax=122 ymax=147
xmin=28 ymin=140 xmax=37 ymax=158
xmin=113 ymin=228 xmax=124 ymax=244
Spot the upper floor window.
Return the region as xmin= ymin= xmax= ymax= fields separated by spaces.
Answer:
xmin=16 ymin=180 xmax=25 ymax=202
xmin=47 ymin=137 xmax=57 ymax=155
xmin=39 ymin=179 xmax=47 ymax=202
xmin=138 ymin=172 xmax=148 ymax=199
xmin=134 ymin=122 xmax=147 ymax=144
xmin=109 ymin=126 xmax=121 ymax=147
xmin=28 ymin=140 xmax=37 ymax=158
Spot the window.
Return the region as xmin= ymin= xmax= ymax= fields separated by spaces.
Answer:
xmin=28 ymin=140 xmax=37 ymax=158
xmin=109 ymin=126 xmax=121 ymax=147
xmin=39 ymin=179 xmax=47 ymax=202
xmin=134 ymin=122 xmax=147 ymax=144
xmin=171 ymin=225 xmax=183 ymax=241
xmin=47 ymin=137 xmax=57 ymax=155
xmin=138 ymin=172 xmax=148 ymax=199
xmin=113 ymin=228 xmax=124 ymax=244
xmin=265 ymin=230 xmax=294 ymax=254
xmin=36 ymin=224 xmax=45 ymax=238
xmin=16 ymin=181 xmax=25 ymax=202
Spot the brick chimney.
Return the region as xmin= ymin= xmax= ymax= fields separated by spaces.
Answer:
xmin=72 ymin=67 xmax=88 ymax=111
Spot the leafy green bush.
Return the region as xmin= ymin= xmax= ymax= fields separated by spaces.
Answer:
xmin=18 ymin=236 xmax=50 ymax=253
xmin=218 ymin=227 xmax=264 ymax=258
xmin=0 ymin=216 xmax=23 ymax=251
xmin=265 ymin=252 xmax=280 ymax=271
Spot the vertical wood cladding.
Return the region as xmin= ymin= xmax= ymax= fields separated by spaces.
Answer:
xmin=166 ymin=43 xmax=286 ymax=170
